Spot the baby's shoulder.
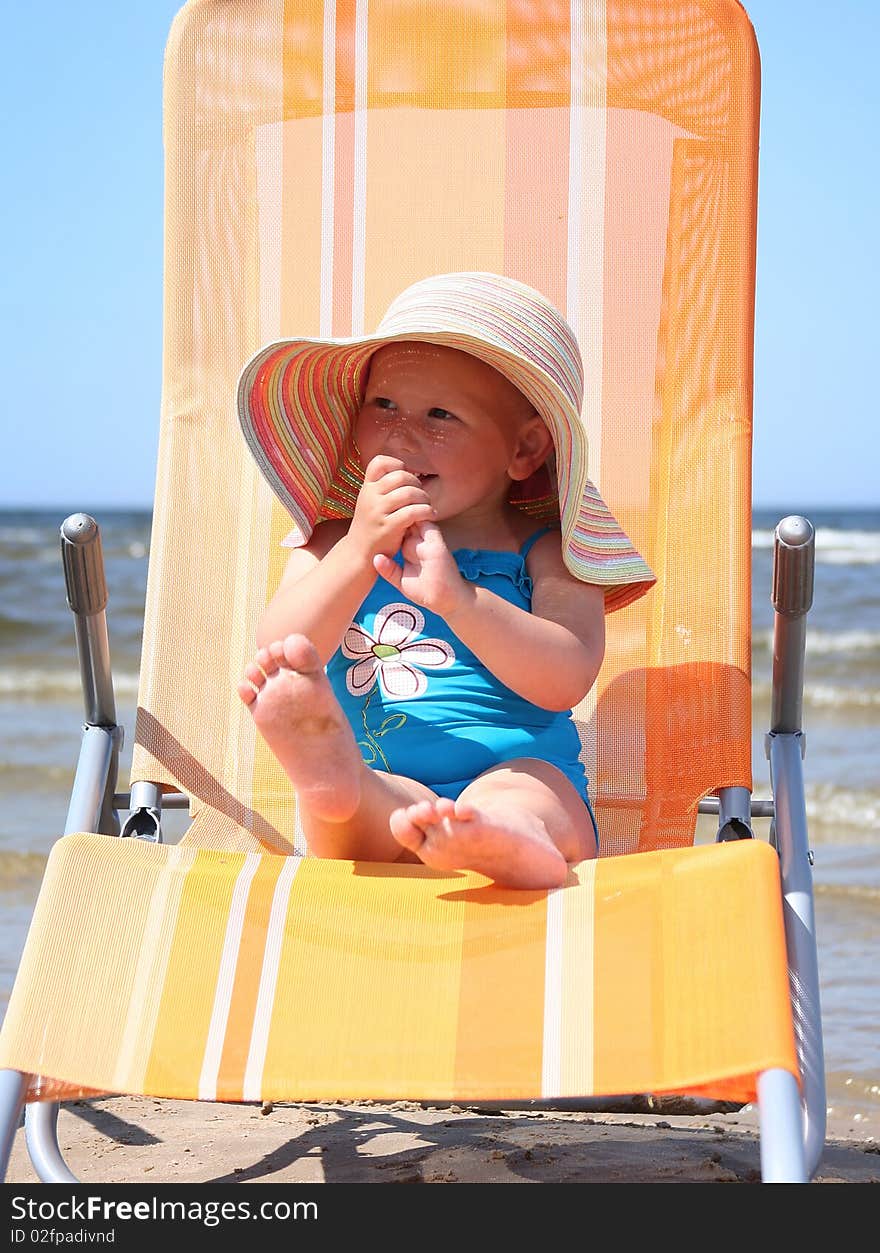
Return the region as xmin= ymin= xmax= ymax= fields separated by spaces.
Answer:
xmin=294 ymin=517 xmax=352 ymax=562
xmin=279 ymin=518 xmax=350 ymax=585
xmin=522 ymin=526 xmax=567 ymax=577
xmin=310 ymin=517 xmax=351 ymax=552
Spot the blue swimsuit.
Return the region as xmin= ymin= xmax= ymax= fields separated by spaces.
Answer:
xmin=326 ymin=528 xmax=598 ymax=840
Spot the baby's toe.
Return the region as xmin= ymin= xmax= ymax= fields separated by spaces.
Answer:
xmin=453 ymin=799 xmax=478 ymax=822
xmin=281 ymin=634 xmax=322 ymax=673
xmin=390 ymin=807 xmax=425 ymax=852
xmin=243 ymin=660 xmax=268 ymax=689
xmin=254 ymin=645 xmax=280 ymax=677
xmin=412 ymin=799 xmax=441 ymax=827
xmin=237 ymin=678 xmax=258 ymax=705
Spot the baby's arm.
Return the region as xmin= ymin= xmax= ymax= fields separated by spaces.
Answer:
xmin=451 ymin=535 xmax=604 ymax=710
xmin=376 ymin=523 xmax=604 ymax=710
xmin=255 ymin=522 xmax=372 ymax=661
xmin=256 ymin=456 xmax=434 ymax=662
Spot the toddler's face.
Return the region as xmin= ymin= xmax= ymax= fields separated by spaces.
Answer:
xmin=354 ymin=342 xmax=552 ymax=522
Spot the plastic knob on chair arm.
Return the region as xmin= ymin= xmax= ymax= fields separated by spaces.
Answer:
xmin=61 ymin=513 xmax=109 ymax=616
xmin=772 ymin=516 xmax=815 ymax=618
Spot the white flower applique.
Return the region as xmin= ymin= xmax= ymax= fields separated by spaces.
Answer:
xmin=341 ymin=603 xmax=454 ymax=700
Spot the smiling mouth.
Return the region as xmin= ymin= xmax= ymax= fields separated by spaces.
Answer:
xmin=415 ymin=473 xmax=437 ymax=483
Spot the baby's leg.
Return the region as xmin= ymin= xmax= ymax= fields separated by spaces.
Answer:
xmin=390 ymin=760 xmax=597 ymax=889
xmin=238 ymin=634 xmax=438 ymax=862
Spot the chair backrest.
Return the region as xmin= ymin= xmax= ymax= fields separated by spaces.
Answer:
xmin=131 ymin=0 xmax=757 ymax=857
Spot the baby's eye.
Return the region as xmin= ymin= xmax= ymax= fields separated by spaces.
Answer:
xmin=427 ymin=407 xmax=457 ymax=421
xmin=371 ymin=396 xmax=396 ymax=410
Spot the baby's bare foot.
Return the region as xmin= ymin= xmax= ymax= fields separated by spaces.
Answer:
xmin=238 ymin=634 xmax=362 ymax=822
xmin=389 ymin=797 xmax=567 ymax=888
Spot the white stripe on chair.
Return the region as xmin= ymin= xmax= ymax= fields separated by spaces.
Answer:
xmin=542 ymin=886 xmax=565 ymax=1097
xmin=198 ymin=853 xmax=263 ymax=1101
xmin=320 ymin=0 xmax=336 ymax=337
xmin=113 ymin=844 xmax=198 ymax=1094
xmin=567 ymin=0 xmax=606 ymax=492
xmin=351 ymin=0 xmax=369 ymax=335
xmin=243 ymin=856 xmax=302 ymax=1100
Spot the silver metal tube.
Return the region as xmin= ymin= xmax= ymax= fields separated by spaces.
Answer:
xmin=61 ymin=514 xmax=117 ymax=727
xmin=123 ymin=789 xmax=706 ymax=817
xmin=697 ymin=797 xmax=774 ymax=818
xmin=769 ymin=731 xmax=826 ymax=1179
xmin=757 ymin=1069 xmax=809 ymax=1182
xmin=115 ymin=791 xmax=190 ymax=811
xmin=766 ymin=514 xmax=824 ymax=1177
xmin=24 ymin=1103 xmax=78 ymax=1184
xmin=771 ymin=516 xmax=815 ymax=734
xmin=120 ymin=781 xmax=164 ymax=842
xmin=0 ymin=1070 xmax=29 ymax=1181
xmin=26 ymin=517 xmax=125 ymax=1186
xmin=64 ymin=725 xmax=122 ymax=836
xmin=30 ymin=726 xmax=124 ymax=1186
xmin=716 ymin=785 xmax=753 ymax=840
xmin=71 ymin=615 xmax=116 ymax=728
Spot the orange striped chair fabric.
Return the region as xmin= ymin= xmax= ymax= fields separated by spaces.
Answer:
xmin=0 ymin=0 xmax=798 ymax=1108
xmin=2 ymin=835 xmax=794 ymax=1105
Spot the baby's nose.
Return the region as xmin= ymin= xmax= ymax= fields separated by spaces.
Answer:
xmin=383 ymin=416 xmax=420 ymax=457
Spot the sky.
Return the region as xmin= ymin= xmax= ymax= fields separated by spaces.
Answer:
xmin=1 ymin=2 xmax=877 ymax=512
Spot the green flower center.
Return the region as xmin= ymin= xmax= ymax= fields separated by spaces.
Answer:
xmin=372 ymin=643 xmax=401 ymax=660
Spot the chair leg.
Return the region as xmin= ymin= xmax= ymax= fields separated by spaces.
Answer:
xmin=25 ymin=1102 xmax=79 ymax=1183
xmin=757 ymin=1068 xmax=808 ymax=1182
xmin=0 ymin=1070 xmax=29 ymax=1181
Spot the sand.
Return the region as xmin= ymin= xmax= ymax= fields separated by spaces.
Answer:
xmin=5 ymin=1094 xmax=879 ymax=1184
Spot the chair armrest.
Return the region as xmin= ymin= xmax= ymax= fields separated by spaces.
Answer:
xmin=770 ymin=516 xmax=815 ymax=734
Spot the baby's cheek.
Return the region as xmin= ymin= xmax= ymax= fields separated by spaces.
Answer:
xmin=353 ymin=413 xmax=381 ymax=460
xmin=419 ymin=423 xmax=456 ymax=450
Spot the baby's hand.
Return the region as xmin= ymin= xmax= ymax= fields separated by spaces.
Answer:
xmin=373 ymin=521 xmax=471 ymax=619
xmin=348 ymin=456 xmax=435 ymax=564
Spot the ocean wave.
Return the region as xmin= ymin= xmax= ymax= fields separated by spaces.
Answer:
xmin=0 ymin=760 xmax=72 ymax=781
xmin=754 ymin=628 xmax=880 ymax=657
xmin=752 ymin=677 xmax=880 ymax=709
xmin=813 ymin=882 xmax=880 ymax=905
xmin=807 ymin=683 xmax=880 ymax=708
xmin=0 ymin=542 xmax=149 ymax=565
xmin=824 ymin=1073 xmax=880 ymax=1123
xmin=806 ymin=782 xmax=880 ymax=834
xmin=0 ymin=612 xmax=76 ymax=651
xmin=0 ymin=527 xmax=50 ymax=546
xmin=0 ymin=851 xmax=48 ymax=885
xmin=752 ymin=527 xmax=880 ymax=564
xmin=0 ymin=668 xmax=141 ymax=698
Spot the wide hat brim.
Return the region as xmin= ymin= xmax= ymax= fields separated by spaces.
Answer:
xmin=237 ymin=328 xmax=655 ymax=614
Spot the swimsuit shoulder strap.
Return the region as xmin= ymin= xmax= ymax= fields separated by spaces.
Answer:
xmin=518 ymin=526 xmax=556 ymax=559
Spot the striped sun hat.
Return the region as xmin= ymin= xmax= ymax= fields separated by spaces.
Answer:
xmin=237 ymin=271 xmax=654 ymax=613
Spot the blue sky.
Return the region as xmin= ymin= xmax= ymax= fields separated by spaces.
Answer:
xmin=2 ymin=2 xmax=877 ymax=511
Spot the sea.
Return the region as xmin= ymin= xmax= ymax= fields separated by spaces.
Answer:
xmin=0 ymin=506 xmax=877 ymax=1132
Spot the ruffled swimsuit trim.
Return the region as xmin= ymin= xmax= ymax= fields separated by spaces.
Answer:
xmin=442 ymin=524 xmax=552 ymax=595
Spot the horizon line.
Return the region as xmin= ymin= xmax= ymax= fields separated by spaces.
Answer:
xmin=2 ymin=501 xmax=878 ymax=515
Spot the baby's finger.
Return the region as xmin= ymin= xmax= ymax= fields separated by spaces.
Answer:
xmin=400 ymin=524 xmax=425 ymax=560
xmin=413 ymin=519 xmax=448 ymax=552
xmin=419 ymin=519 xmax=445 ymax=542
xmin=383 ymin=484 xmax=432 ymax=511
xmin=373 ymin=553 xmax=403 ymax=588
xmin=395 ymin=519 xmax=430 ymax=555
xmin=389 ymin=502 xmax=436 ymax=531
xmin=363 ymin=454 xmax=406 ymax=483
xmin=375 ymin=469 xmax=423 ymax=494
xmin=402 ymin=517 xmax=425 ymax=542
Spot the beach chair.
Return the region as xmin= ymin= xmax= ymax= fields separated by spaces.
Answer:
xmin=0 ymin=0 xmax=824 ymax=1183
